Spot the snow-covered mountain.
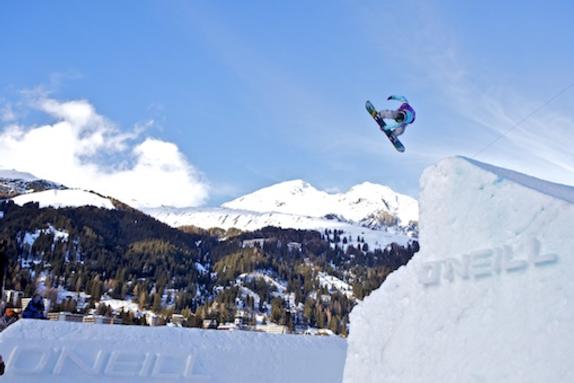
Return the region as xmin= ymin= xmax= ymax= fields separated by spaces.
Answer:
xmin=145 ymin=180 xmax=418 ymax=249
xmin=2 ymin=168 xmax=418 ymax=248
xmin=0 ymin=168 xmax=39 ymax=181
xmin=0 ymin=169 xmax=117 ymax=209
xmin=11 ymin=189 xmax=116 ymax=210
xmin=145 ymin=206 xmax=412 ymax=249
xmin=222 ymin=179 xmax=418 ymax=227
xmin=344 ymin=156 xmax=574 ymax=382
xmin=0 ymin=168 xmax=64 ymax=198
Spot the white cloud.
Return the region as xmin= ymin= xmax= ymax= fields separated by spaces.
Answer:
xmin=0 ymin=97 xmax=209 ymax=208
xmin=1 ymin=104 xmax=16 ymax=122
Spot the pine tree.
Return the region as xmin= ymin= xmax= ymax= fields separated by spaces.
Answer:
xmin=139 ymin=290 xmax=148 ymax=309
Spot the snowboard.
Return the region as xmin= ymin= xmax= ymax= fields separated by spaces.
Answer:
xmin=366 ymin=100 xmax=405 ymax=152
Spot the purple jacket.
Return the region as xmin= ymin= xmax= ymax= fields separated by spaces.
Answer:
xmin=398 ymin=103 xmax=416 ymax=124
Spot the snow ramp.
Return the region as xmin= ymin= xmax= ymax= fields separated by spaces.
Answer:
xmin=0 ymin=319 xmax=346 ymax=382
xmin=343 ymin=156 xmax=574 ymax=383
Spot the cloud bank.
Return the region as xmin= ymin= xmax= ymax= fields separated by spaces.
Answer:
xmin=0 ymin=97 xmax=209 ymax=208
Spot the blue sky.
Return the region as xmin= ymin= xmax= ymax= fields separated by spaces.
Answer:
xmin=1 ymin=0 xmax=573 ymax=207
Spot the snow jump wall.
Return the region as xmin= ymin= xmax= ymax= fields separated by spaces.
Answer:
xmin=344 ymin=156 xmax=574 ymax=383
xmin=0 ymin=320 xmax=346 ymax=383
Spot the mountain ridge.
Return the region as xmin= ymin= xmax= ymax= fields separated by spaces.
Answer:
xmin=2 ymin=169 xmax=419 ymax=249
xmin=146 ymin=179 xmax=419 ymax=250
xmin=222 ymin=179 xmax=418 ymax=226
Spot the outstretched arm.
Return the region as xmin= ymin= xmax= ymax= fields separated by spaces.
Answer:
xmin=387 ymin=95 xmax=409 ymax=103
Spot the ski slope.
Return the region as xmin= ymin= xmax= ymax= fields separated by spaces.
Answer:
xmin=343 ymin=156 xmax=574 ymax=383
xmin=0 ymin=319 xmax=346 ymax=383
xmin=11 ymin=189 xmax=115 ymax=209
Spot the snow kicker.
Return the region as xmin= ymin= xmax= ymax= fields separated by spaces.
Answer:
xmin=343 ymin=156 xmax=574 ymax=383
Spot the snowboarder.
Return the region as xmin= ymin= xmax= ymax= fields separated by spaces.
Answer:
xmin=365 ymin=96 xmax=415 ymax=152
xmin=376 ymin=95 xmax=416 ymax=139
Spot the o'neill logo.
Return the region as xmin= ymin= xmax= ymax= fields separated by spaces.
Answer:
xmin=6 ymin=346 xmax=211 ymax=381
xmin=418 ymin=238 xmax=558 ymax=286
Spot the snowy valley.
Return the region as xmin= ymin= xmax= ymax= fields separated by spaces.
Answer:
xmin=0 ymin=171 xmax=419 ymax=341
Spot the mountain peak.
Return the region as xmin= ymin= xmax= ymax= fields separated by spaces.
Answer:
xmin=221 ymin=179 xmax=418 ymax=226
xmin=270 ymin=179 xmax=315 ymax=193
xmin=347 ymin=181 xmax=393 ymax=195
xmin=0 ymin=168 xmax=39 ymax=181
xmin=221 ymin=179 xmax=324 ymax=214
xmin=0 ymin=168 xmax=65 ymax=199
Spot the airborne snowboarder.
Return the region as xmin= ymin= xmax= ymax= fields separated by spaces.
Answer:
xmin=365 ymin=95 xmax=416 ymax=152
xmin=377 ymin=95 xmax=416 ymax=139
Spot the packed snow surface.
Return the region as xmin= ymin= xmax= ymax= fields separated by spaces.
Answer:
xmin=0 ymin=319 xmax=346 ymax=383
xmin=343 ymin=156 xmax=574 ymax=383
xmin=11 ymin=189 xmax=115 ymax=209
